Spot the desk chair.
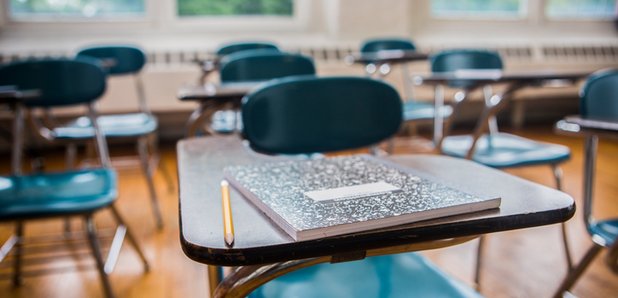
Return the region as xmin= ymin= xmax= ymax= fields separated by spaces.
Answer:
xmin=216 ymin=41 xmax=279 ymax=57
xmin=554 ymin=69 xmax=618 ymax=297
xmin=219 ymin=50 xmax=315 ymax=83
xmin=209 ymin=50 xmax=315 ymax=134
xmin=197 ymin=41 xmax=280 ymax=85
xmin=360 ymin=38 xmax=453 ymax=148
xmin=435 ymin=49 xmax=572 ymax=288
xmin=239 ymin=76 xmax=481 ymax=297
xmin=0 ymin=59 xmax=149 ymax=298
xmin=66 ymin=45 xmax=172 ymax=230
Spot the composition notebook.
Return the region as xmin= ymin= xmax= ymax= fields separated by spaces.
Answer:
xmin=223 ymin=155 xmax=501 ymax=241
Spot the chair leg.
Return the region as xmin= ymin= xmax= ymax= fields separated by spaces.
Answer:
xmin=474 ymin=235 xmax=485 ymax=291
xmin=63 ymin=144 xmax=79 ymax=235
xmin=109 ymin=204 xmax=150 ymax=272
xmin=553 ymin=244 xmax=603 ymax=298
xmin=552 ymin=164 xmax=573 ymax=270
xmin=137 ymin=137 xmax=164 ymax=230
xmin=84 ymin=215 xmax=115 ymax=298
xmin=149 ymin=133 xmax=175 ymax=194
xmin=12 ymin=222 xmax=24 ymax=287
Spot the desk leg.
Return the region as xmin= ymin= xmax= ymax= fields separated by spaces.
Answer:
xmin=433 ymin=84 xmax=444 ymax=146
xmin=11 ymin=103 xmax=24 ymax=175
xmin=207 ymin=265 xmax=222 ymax=297
xmin=186 ymin=102 xmax=218 ymax=138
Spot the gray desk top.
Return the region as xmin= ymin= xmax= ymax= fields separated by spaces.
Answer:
xmin=178 ymin=136 xmax=575 ymax=266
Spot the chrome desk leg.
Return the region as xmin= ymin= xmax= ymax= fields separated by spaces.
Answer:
xmin=474 ymin=236 xmax=485 ymax=291
xmin=553 ymin=244 xmax=603 ymax=298
xmin=11 ymin=103 xmax=24 ymax=175
xmin=138 ymin=137 xmax=164 ymax=230
xmin=12 ymin=222 xmax=24 ymax=286
xmin=149 ymin=133 xmax=175 ymax=194
xmin=214 ymin=257 xmax=331 ymax=298
xmin=110 ymin=205 xmax=150 ymax=272
xmin=433 ymin=84 xmax=445 ymax=146
xmin=186 ymin=102 xmax=218 ymax=137
xmin=208 ymin=265 xmax=222 ymax=296
xmin=483 ymin=85 xmax=498 ymax=136
xmin=85 ymin=216 xmax=115 ymax=298
xmin=212 ymin=237 xmax=478 ymax=298
xmin=552 ymin=164 xmax=573 ymax=270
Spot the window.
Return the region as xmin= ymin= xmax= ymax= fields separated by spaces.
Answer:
xmin=9 ymin=0 xmax=145 ymax=18
xmin=431 ymin=0 xmax=526 ymax=17
xmin=177 ymin=0 xmax=293 ymax=17
xmin=546 ymin=0 xmax=616 ymax=18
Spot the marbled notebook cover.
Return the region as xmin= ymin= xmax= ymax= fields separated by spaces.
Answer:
xmin=224 ymin=155 xmax=500 ymax=241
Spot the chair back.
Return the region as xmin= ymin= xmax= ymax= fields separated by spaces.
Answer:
xmin=77 ymin=45 xmax=146 ymax=75
xmin=431 ymin=49 xmax=503 ymax=89
xmin=0 ymin=58 xmax=106 ymax=108
xmin=219 ymin=51 xmax=316 ymax=83
xmin=216 ymin=41 xmax=279 ymax=57
xmin=360 ymin=38 xmax=416 ymax=53
xmin=580 ymin=69 xmax=618 ymax=120
xmin=242 ymin=76 xmax=403 ymax=154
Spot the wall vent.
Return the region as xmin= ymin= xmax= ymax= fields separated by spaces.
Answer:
xmin=1 ymin=44 xmax=616 ymax=66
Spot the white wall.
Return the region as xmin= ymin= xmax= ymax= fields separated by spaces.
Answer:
xmin=1 ymin=0 xmax=616 ymax=53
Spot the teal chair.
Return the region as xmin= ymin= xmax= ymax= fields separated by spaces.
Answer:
xmin=197 ymin=41 xmax=280 ymax=85
xmin=360 ymin=38 xmax=453 ymax=147
xmin=435 ymin=49 xmax=572 ymax=288
xmin=554 ymin=69 xmax=618 ymax=297
xmin=209 ymin=50 xmax=316 ymax=134
xmin=216 ymin=41 xmax=279 ymax=57
xmin=0 ymin=58 xmax=149 ymax=298
xmin=219 ymin=50 xmax=315 ymax=83
xmin=67 ymin=45 xmax=172 ymax=230
xmin=241 ymin=76 xmax=481 ymax=297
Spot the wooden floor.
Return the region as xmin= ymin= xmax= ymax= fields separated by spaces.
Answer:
xmin=1 ymin=127 xmax=617 ymax=298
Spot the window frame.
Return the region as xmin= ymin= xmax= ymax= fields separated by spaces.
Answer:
xmin=0 ymin=0 xmax=310 ymax=33
xmin=429 ymin=0 xmax=529 ymax=20
xmin=544 ymin=0 xmax=617 ymax=21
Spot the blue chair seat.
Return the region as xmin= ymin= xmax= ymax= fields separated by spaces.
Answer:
xmin=403 ymin=100 xmax=453 ymax=122
xmin=250 ymin=253 xmax=481 ymax=298
xmin=54 ymin=113 xmax=157 ymax=139
xmin=0 ymin=169 xmax=117 ymax=220
xmin=441 ymin=133 xmax=570 ymax=168
xmin=589 ymin=220 xmax=618 ymax=246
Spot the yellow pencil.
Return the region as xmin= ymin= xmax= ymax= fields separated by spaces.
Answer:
xmin=220 ymin=180 xmax=235 ymax=247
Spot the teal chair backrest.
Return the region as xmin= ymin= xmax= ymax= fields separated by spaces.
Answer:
xmin=580 ymin=69 xmax=618 ymax=120
xmin=0 ymin=58 xmax=106 ymax=108
xmin=77 ymin=45 xmax=146 ymax=75
xmin=216 ymin=42 xmax=280 ymax=57
xmin=242 ymin=76 xmax=403 ymax=154
xmin=219 ymin=50 xmax=316 ymax=83
xmin=431 ymin=49 xmax=503 ymax=89
xmin=360 ymin=38 xmax=416 ymax=53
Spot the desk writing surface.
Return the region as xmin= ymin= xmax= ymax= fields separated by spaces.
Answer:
xmin=414 ymin=70 xmax=590 ymax=86
xmin=177 ymin=82 xmax=260 ymax=102
xmin=346 ymin=50 xmax=429 ymax=65
xmin=178 ymin=136 xmax=574 ymax=266
xmin=556 ymin=117 xmax=618 ymax=140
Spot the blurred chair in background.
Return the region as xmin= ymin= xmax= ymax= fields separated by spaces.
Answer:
xmin=68 ymin=45 xmax=174 ymax=230
xmin=0 ymin=58 xmax=149 ymax=298
xmin=434 ymin=49 xmax=572 ymax=289
xmin=208 ymin=50 xmax=316 ymax=134
xmin=554 ymin=69 xmax=618 ymax=297
xmin=360 ymin=38 xmax=453 ymax=149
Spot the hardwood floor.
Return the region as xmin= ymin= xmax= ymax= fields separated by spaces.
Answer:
xmin=1 ymin=127 xmax=617 ymax=298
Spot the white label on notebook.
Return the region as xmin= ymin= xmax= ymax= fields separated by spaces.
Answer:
xmin=305 ymin=181 xmax=401 ymax=202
